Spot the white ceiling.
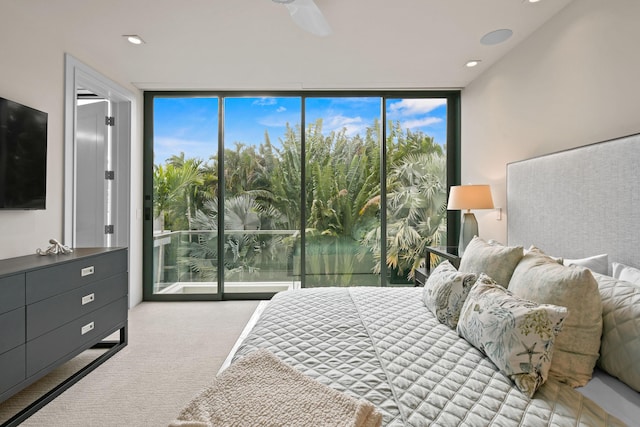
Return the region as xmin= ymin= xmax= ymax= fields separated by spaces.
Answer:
xmin=15 ymin=0 xmax=574 ymax=91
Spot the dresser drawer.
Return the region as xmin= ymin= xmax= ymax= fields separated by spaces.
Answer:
xmin=0 ymin=345 xmax=25 ymax=396
xmin=27 ymin=272 xmax=128 ymax=340
xmin=27 ymin=296 xmax=127 ymax=377
xmin=26 ymin=249 xmax=127 ymax=304
xmin=0 ymin=274 xmax=25 ymax=313
xmin=0 ymin=307 xmax=25 ymax=354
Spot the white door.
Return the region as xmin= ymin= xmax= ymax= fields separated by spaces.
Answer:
xmin=76 ymin=100 xmax=109 ymax=247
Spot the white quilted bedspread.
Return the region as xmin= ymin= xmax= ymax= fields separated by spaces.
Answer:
xmin=232 ymin=287 xmax=625 ymax=426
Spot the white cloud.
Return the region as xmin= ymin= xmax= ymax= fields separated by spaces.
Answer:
xmin=387 ymin=98 xmax=447 ymax=118
xmin=258 ymin=112 xmax=299 ymax=128
xmin=252 ymin=97 xmax=277 ymax=106
xmin=324 ymin=114 xmax=367 ymax=137
xmin=401 ymin=117 xmax=442 ymax=130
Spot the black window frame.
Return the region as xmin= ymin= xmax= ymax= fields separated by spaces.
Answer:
xmin=143 ymin=90 xmax=461 ymax=301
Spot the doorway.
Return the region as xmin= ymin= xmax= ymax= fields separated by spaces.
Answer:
xmin=63 ymin=54 xmax=133 ymax=250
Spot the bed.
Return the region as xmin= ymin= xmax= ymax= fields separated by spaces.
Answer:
xmin=174 ymin=133 xmax=640 ymax=426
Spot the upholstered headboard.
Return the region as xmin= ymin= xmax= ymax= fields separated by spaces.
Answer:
xmin=507 ymin=133 xmax=640 ymax=271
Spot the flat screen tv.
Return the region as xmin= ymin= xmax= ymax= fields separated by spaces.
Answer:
xmin=0 ymin=97 xmax=48 ymax=209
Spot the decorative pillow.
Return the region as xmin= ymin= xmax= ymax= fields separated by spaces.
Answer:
xmin=525 ymin=246 xmax=562 ymax=263
xmin=508 ymin=251 xmax=602 ymax=387
xmin=458 ymin=236 xmax=523 ymax=287
xmin=457 ymin=274 xmax=567 ymax=398
xmin=592 ymin=272 xmax=640 ymax=392
xmin=563 ymin=253 xmax=609 ymax=276
xmin=422 ymin=261 xmax=477 ymax=328
xmin=611 ymin=261 xmax=640 ymax=284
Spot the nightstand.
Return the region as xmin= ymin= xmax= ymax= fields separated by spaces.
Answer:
xmin=414 ymin=246 xmax=461 ymax=286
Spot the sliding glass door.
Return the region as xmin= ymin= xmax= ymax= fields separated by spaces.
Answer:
xmin=222 ymin=97 xmax=302 ymax=294
xmin=150 ymin=97 xmax=220 ymax=296
xmin=384 ymin=98 xmax=449 ymax=284
xmin=304 ymin=97 xmax=381 ymax=286
xmin=144 ymin=91 xmax=458 ymax=300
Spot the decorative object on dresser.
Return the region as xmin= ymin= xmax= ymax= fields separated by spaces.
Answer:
xmin=0 ymin=247 xmax=128 ymax=427
xmin=35 ymin=238 xmax=73 ymax=256
xmin=446 ymin=184 xmax=494 ymax=254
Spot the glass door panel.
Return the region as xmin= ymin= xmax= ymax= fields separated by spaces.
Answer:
xmin=146 ymin=92 xmax=456 ymax=299
xmin=304 ymin=97 xmax=381 ymax=287
xmin=385 ymin=98 xmax=448 ymax=285
xmin=222 ymin=97 xmax=302 ymax=294
xmin=151 ymin=97 xmax=220 ymax=295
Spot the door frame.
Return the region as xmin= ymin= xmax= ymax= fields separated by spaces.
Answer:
xmin=143 ymin=91 xmax=461 ymax=300
xmin=63 ymin=54 xmax=134 ymax=249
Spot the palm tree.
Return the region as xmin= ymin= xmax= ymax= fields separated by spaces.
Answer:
xmin=182 ymin=194 xmax=287 ymax=282
xmin=303 ymin=119 xmax=381 ymax=286
xmin=154 ymin=153 xmax=206 ymax=231
xmin=361 ymin=151 xmax=447 ymax=281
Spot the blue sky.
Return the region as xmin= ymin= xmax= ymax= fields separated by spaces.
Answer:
xmin=153 ymin=96 xmax=448 ymax=164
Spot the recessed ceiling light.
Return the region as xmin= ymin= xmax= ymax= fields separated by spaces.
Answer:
xmin=480 ymin=29 xmax=513 ymax=46
xmin=465 ymin=60 xmax=481 ymax=68
xmin=123 ymin=35 xmax=145 ymax=45
xmin=528 ymin=0 xmax=542 ymax=3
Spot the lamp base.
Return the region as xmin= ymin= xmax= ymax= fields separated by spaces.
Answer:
xmin=459 ymin=212 xmax=478 ymax=255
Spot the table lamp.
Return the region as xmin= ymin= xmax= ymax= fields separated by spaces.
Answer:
xmin=447 ymin=185 xmax=494 ymax=253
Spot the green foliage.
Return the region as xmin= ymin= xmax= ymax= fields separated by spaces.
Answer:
xmin=154 ymin=118 xmax=447 ymax=284
xmin=181 ymin=195 xmax=290 ymax=282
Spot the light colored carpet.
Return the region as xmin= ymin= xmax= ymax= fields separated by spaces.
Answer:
xmin=0 ymin=300 xmax=261 ymax=427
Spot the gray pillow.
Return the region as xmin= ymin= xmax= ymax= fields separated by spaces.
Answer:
xmin=458 ymin=236 xmax=523 ymax=287
xmin=508 ymin=252 xmax=602 ymax=387
xmin=592 ymin=272 xmax=640 ymax=392
xmin=422 ymin=261 xmax=477 ymax=328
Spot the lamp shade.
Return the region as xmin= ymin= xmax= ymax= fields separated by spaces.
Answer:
xmin=447 ymin=185 xmax=494 ymax=210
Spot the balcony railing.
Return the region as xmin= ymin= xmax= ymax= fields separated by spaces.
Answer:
xmin=153 ymin=229 xmax=299 ymax=294
xmin=153 ymin=228 xmax=398 ymax=294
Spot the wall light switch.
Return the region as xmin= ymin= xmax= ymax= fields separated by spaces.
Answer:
xmin=496 ymin=207 xmax=502 ymax=221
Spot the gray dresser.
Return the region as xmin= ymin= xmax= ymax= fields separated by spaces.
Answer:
xmin=0 ymin=247 xmax=128 ymax=426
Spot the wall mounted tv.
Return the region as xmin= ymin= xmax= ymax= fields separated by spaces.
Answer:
xmin=0 ymin=97 xmax=48 ymax=210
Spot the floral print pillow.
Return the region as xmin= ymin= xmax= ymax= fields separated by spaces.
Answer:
xmin=457 ymin=274 xmax=568 ymax=398
xmin=422 ymin=261 xmax=477 ymax=328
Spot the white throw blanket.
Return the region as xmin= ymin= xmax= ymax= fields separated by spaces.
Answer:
xmin=170 ymin=348 xmax=382 ymax=427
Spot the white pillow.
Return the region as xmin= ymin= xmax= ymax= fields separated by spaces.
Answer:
xmin=612 ymin=262 xmax=640 ymax=284
xmin=563 ymin=254 xmax=608 ymax=276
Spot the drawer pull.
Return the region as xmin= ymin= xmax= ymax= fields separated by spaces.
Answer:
xmin=82 ymin=293 xmax=95 ymax=305
xmin=81 ymin=321 xmax=95 ymax=335
xmin=81 ymin=266 xmax=95 ymax=277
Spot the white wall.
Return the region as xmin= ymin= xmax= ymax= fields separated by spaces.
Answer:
xmin=461 ymin=0 xmax=640 ymax=245
xmin=0 ymin=7 xmax=144 ymax=307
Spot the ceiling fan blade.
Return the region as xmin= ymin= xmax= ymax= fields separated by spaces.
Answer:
xmin=285 ymin=0 xmax=332 ymax=37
